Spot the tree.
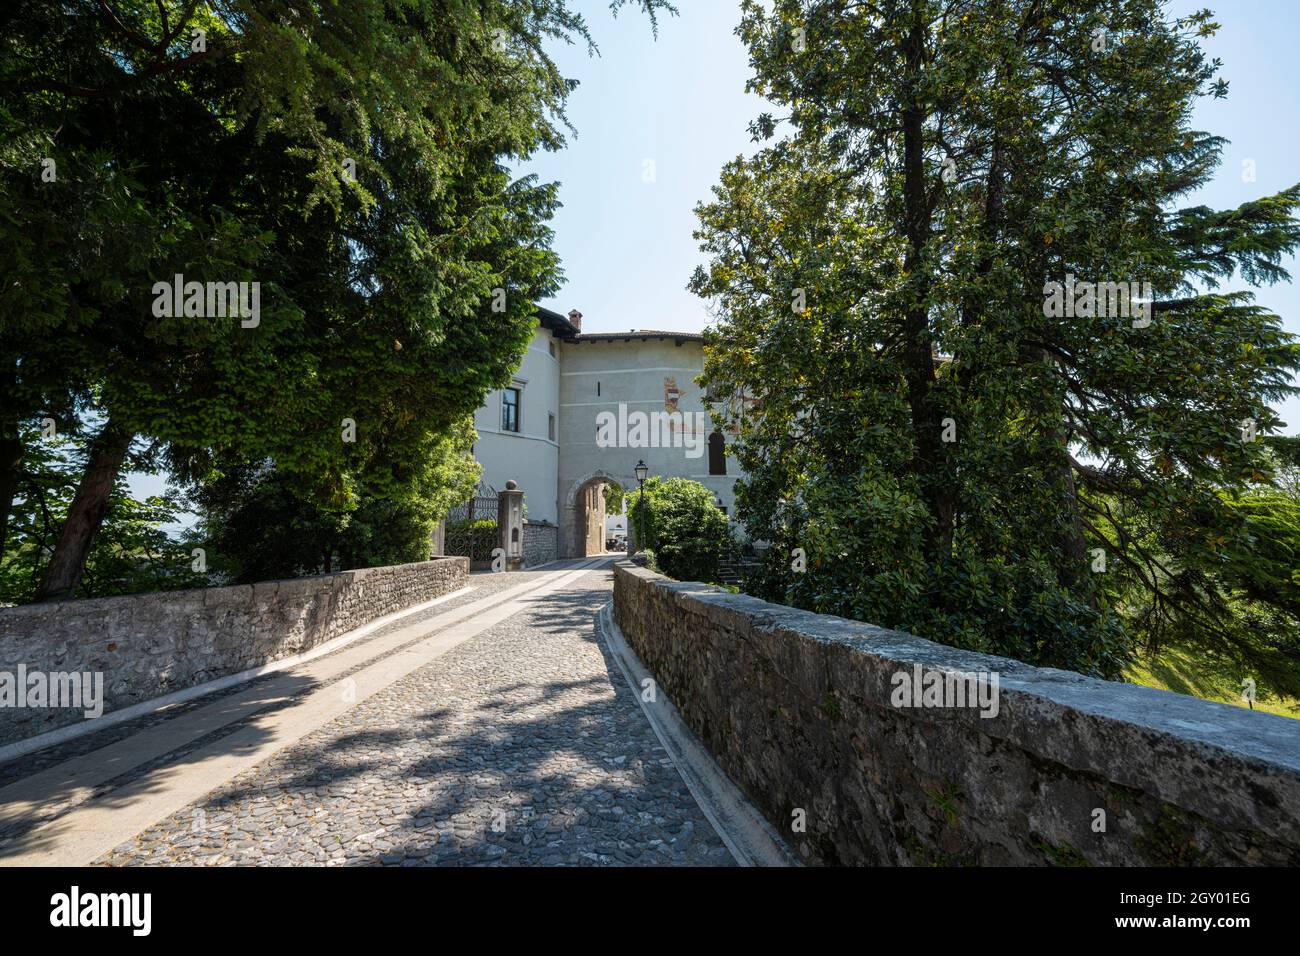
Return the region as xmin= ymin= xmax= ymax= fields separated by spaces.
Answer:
xmin=1107 ymin=439 xmax=1300 ymax=699
xmin=0 ymin=0 xmax=677 ymax=599
xmin=0 ymin=424 xmax=206 ymax=605
xmin=603 ymin=482 xmax=626 ymax=515
xmin=694 ymin=0 xmax=1300 ymax=678
xmin=193 ymin=417 xmax=480 ymax=583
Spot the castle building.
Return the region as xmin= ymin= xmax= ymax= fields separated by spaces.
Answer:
xmin=470 ymin=307 xmax=738 ymax=561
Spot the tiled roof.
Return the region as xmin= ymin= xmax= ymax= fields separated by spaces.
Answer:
xmin=534 ymin=304 xmax=704 ymax=343
xmin=572 ymin=330 xmax=705 ymax=342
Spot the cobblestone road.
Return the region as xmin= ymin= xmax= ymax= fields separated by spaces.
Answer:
xmin=90 ymin=562 xmax=735 ymax=867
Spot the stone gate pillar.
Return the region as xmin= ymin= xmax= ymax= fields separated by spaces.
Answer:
xmin=498 ymin=479 xmax=525 ymax=571
xmin=431 ymin=519 xmax=446 ymax=557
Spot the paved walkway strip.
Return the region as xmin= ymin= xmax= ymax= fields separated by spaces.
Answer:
xmin=595 ymin=603 xmax=798 ymax=867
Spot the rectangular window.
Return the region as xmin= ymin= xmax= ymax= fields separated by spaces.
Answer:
xmin=548 ymin=339 xmax=557 ymax=358
xmin=502 ymin=387 xmax=520 ymax=432
xmin=548 ymin=413 xmax=556 ymax=441
xmin=708 ymin=431 xmax=727 ymax=475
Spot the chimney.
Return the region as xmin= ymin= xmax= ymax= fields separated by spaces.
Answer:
xmin=568 ymin=309 xmax=583 ymax=331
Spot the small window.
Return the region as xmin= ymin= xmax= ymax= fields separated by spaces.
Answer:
xmin=708 ymin=431 xmax=727 ymax=475
xmin=596 ymin=381 xmax=601 ymax=397
xmin=548 ymin=339 xmax=557 ymax=358
xmin=502 ymin=387 xmax=520 ymax=432
xmin=548 ymin=413 xmax=556 ymax=441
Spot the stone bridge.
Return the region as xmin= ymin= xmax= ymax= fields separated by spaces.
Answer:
xmin=0 ymin=555 xmax=1295 ymax=866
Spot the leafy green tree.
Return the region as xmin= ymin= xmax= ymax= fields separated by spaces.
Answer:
xmin=0 ymin=425 xmax=205 ymax=604
xmin=192 ymin=417 xmax=480 ymax=583
xmin=1107 ymin=442 xmax=1300 ymax=698
xmin=603 ymin=482 xmax=627 ymax=516
xmin=0 ymin=0 xmax=676 ymax=599
xmin=694 ymin=0 xmax=1300 ymax=678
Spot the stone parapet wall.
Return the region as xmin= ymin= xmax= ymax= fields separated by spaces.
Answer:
xmin=523 ymin=522 xmax=559 ymax=567
xmin=0 ymin=557 xmax=468 ymax=749
xmin=613 ymin=561 xmax=1300 ymax=866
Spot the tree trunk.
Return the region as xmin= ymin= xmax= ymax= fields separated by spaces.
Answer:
xmin=35 ymin=419 xmax=132 ymax=601
xmin=900 ymin=10 xmax=953 ymax=560
xmin=1054 ymin=446 xmax=1092 ymax=595
xmin=0 ymin=427 xmax=21 ymax=562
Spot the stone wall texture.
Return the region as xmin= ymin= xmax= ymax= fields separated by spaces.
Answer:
xmin=523 ymin=522 xmax=558 ymax=567
xmin=0 ymin=557 xmax=468 ymax=748
xmin=613 ymin=561 xmax=1300 ymax=866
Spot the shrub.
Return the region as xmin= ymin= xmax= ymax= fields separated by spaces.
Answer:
xmin=629 ymin=477 xmax=730 ymax=582
xmin=656 ymin=537 xmax=721 ymax=583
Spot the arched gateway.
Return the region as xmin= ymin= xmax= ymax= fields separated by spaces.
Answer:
xmin=561 ymin=469 xmax=629 ymax=558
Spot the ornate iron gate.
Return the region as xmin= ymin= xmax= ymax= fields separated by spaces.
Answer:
xmin=443 ymin=481 xmax=500 ymax=561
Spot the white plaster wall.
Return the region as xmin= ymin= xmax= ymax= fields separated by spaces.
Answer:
xmin=471 ymin=327 xmax=561 ymax=524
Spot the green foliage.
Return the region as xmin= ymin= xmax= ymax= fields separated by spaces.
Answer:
xmin=926 ymin=783 xmax=962 ymax=829
xmin=0 ymin=426 xmax=205 ymax=604
xmin=694 ymin=0 xmax=1300 ymax=682
xmin=193 ymin=467 xmax=344 ymax=584
xmin=1138 ymin=806 xmax=1207 ymax=867
xmin=1213 ymin=489 xmax=1300 ymax=615
xmin=656 ymin=538 xmax=724 ymax=585
xmin=629 ymin=477 xmax=730 ymax=582
xmin=0 ymin=0 xmax=674 ymax=595
xmin=1103 ymin=454 xmax=1300 ymax=698
xmin=1034 ymin=840 xmax=1091 ymax=868
xmin=602 ymin=482 xmax=627 ymax=515
xmin=821 ymin=692 xmax=843 ymax=721
xmin=195 ymin=475 xmax=454 ymax=585
xmin=193 ymin=417 xmax=480 ymax=584
xmin=1129 ymin=642 xmax=1299 ymax=719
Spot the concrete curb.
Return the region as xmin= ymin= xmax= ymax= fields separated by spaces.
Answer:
xmin=595 ymin=602 xmax=799 ymax=868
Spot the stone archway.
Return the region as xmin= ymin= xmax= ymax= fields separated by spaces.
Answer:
xmin=561 ymin=470 xmax=624 ymax=558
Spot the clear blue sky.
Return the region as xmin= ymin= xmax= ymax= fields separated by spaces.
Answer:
xmin=526 ymin=0 xmax=1300 ymax=431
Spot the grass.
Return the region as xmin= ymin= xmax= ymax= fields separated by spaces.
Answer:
xmin=1125 ymin=644 xmax=1300 ymax=720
